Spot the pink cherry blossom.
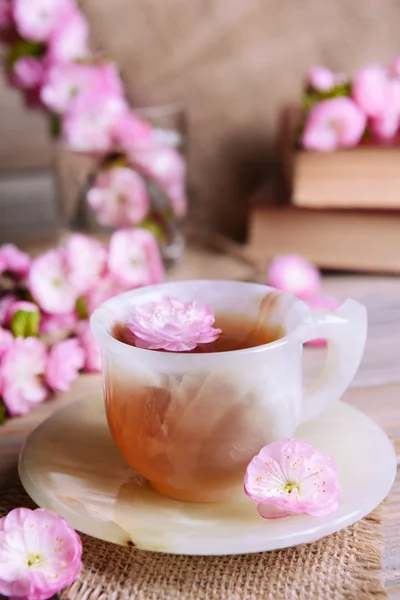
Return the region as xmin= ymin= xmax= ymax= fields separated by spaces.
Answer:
xmin=0 ymin=294 xmax=16 ymax=325
xmin=0 ymin=7 xmax=16 ymax=44
xmin=76 ymin=320 xmax=101 ymax=372
xmin=389 ymin=55 xmax=400 ymax=78
xmin=84 ymin=274 xmax=128 ymax=315
xmin=0 ymin=507 xmax=82 ymax=600
xmin=23 ymin=87 xmax=43 ymax=110
xmin=108 ymin=228 xmax=165 ymax=288
xmin=127 ymin=297 xmax=222 ymax=352
xmin=302 ymin=97 xmax=366 ymax=151
xmin=131 ymin=145 xmax=187 ymax=218
xmin=244 ymin=439 xmax=341 ymax=519
xmin=45 ymin=338 xmax=85 ymax=392
xmin=64 ymin=233 xmax=107 ymax=294
xmin=267 ymin=254 xmax=321 ymax=299
xmin=40 ymin=311 xmax=78 ymax=337
xmin=0 ymin=251 xmax=5 ymax=273
xmin=112 ymin=111 xmax=153 ymax=151
xmin=41 ymin=61 xmax=123 ymax=115
xmin=0 ymin=243 xmax=30 ymax=277
xmin=0 ymin=327 xmax=13 ymax=359
xmin=0 ymin=337 xmax=48 ymax=416
xmin=0 ymin=0 xmax=13 ymax=30
xmin=28 ymin=250 xmax=78 ymax=314
xmin=63 ymin=89 xmax=127 ymax=153
xmin=13 ymin=0 xmax=73 ymax=42
xmin=307 ymin=66 xmax=336 ymax=92
xmin=305 ymin=296 xmax=341 ymax=347
xmin=46 ymin=6 xmax=89 ymax=63
xmin=370 ymin=80 xmax=400 ymax=140
xmin=163 ymin=178 xmax=188 ymax=219
xmin=352 ymin=65 xmax=389 ymax=118
xmin=371 ymin=112 xmax=400 ymax=141
xmin=87 ymin=167 xmax=150 ymax=227
xmin=11 ymin=56 xmax=44 ymax=90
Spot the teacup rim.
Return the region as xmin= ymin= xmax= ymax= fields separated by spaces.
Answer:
xmin=90 ymin=279 xmax=309 ymax=362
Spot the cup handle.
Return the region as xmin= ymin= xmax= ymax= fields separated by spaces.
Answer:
xmin=300 ymin=299 xmax=367 ymax=423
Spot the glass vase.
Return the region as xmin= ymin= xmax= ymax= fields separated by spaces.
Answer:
xmin=54 ymin=101 xmax=188 ymax=265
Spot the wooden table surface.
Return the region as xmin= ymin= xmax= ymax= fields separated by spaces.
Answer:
xmin=1 ymin=273 xmax=399 ymax=597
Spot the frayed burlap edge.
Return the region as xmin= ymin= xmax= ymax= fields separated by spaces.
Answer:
xmin=0 ymin=481 xmax=386 ymax=600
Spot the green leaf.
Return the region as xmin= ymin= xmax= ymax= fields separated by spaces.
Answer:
xmin=76 ymin=296 xmax=88 ymax=320
xmin=302 ymin=82 xmax=352 ymax=114
xmin=104 ymin=154 xmax=130 ymax=169
xmin=140 ymin=219 xmax=165 ymax=243
xmin=11 ymin=309 xmax=40 ymax=338
xmin=6 ymin=40 xmax=46 ymax=69
xmin=0 ymin=399 xmax=6 ymax=426
xmin=50 ymin=113 xmax=62 ymax=139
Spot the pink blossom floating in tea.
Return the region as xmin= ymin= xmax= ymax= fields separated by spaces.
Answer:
xmin=0 ymin=507 xmax=82 ymax=600
xmin=244 ymin=439 xmax=341 ymax=519
xmin=127 ymin=297 xmax=222 ymax=351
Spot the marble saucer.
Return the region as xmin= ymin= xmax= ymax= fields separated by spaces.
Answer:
xmin=19 ymin=395 xmax=396 ymax=556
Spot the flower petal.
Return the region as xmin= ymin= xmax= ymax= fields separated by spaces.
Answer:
xmin=257 ymin=504 xmax=292 ymax=520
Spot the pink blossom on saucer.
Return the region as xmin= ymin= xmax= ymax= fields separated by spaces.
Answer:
xmin=0 ymin=507 xmax=82 ymax=600
xmin=0 ymin=243 xmax=30 ymax=277
xmin=127 ymin=297 xmax=222 ymax=352
xmin=41 ymin=61 xmax=123 ymax=115
xmin=301 ymin=97 xmax=366 ymax=151
xmin=108 ymin=228 xmax=164 ymax=288
xmin=28 ymin=250 xmax=78 ymax=314
xmin=112 ymin=110 xmax=153 ymax=151
xmin=244 ymin=438 xmax=341 ymax=519
xmin=76 ymin=320 xmax=101 ymax=372
xmin=0 ymin=337 xmax=48 ymax=416
xmin=13 ymin=0 xmax=73 ymax=42
xmin=352 ymin=65 xmax=389 ymax=118
xmin=47 ymin=6 xmax=89 ymax=63
xmin=45 ymin=338 xmax=84 ymax=392
xmin=267 ymin=254 xmax=321 ymax=299
xmin=87 ymin=166 xmax=150 ymax=227
xmin=307 ymin=66 xmax=336 ymax=92
xmin=305 ymin=296 xmax=341 ymax=347
xmin=63 ymin=89 xmax=127 ymax=154
xmin=12 ymin=56 xmax=44 ymax=90
xmin=131 ymin=145 xmax=187 ymax=218
xmin=0 ymin=327 xmax=13 ymax=359
xmin=64 ymin=234 xmax=107 ymax=294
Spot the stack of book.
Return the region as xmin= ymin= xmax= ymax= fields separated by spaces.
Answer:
xmin=247 ymin=108 xmax=400 ymax=273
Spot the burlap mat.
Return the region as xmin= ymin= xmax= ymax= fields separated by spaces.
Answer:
xmin=0 ymin=481 xmax=386 ymax=600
